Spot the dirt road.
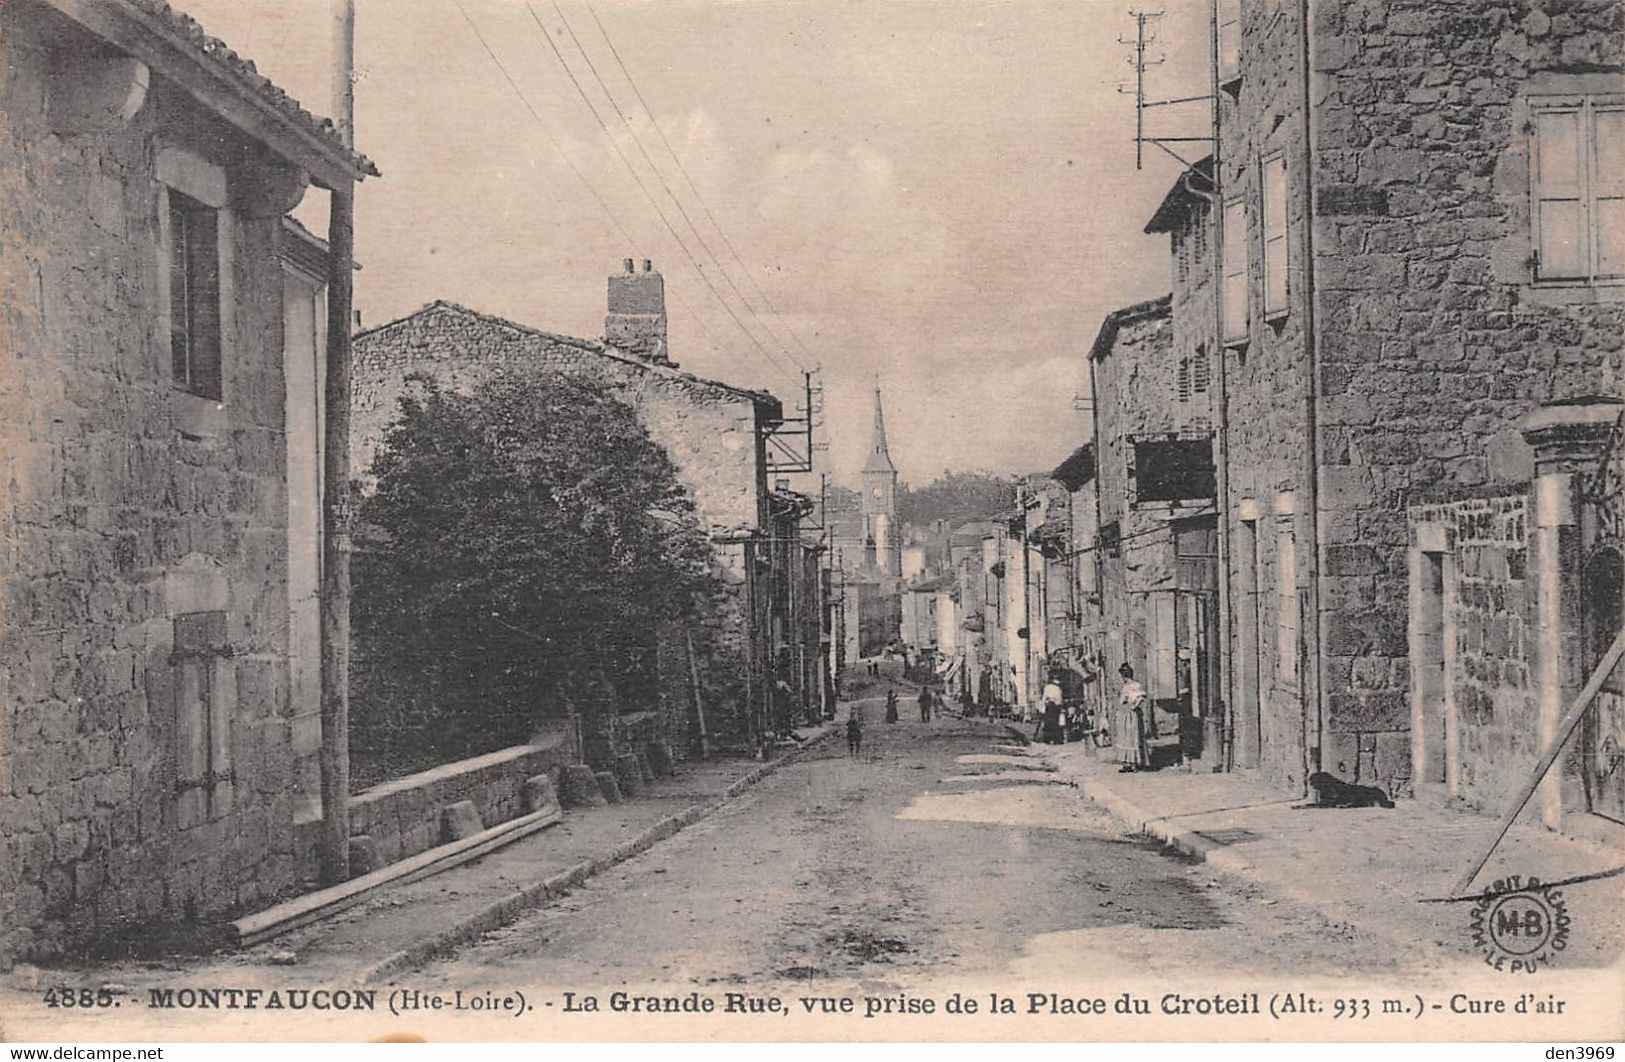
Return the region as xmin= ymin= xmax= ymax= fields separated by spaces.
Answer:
xmin=426 ymin=702 xmax=1414 ymax=995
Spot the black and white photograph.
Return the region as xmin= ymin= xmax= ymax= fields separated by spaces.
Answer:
xmin=0 ymin=0 xmax=1621 ymax=1046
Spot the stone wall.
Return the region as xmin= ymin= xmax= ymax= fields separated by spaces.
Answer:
xmin=1217 ymin=0 xmax=1318 ymax=789
xmin=1312 ymin=0 xmax=1623 ymax=786
xmin=1 ymin=12 xmax=307 ymax=961
xmin=1218 ymin=0 xmax=1624 ymax=791
xmin=1091 ymin=297 xmax=1212 ymax=684
xmin=351 ymin=302 xmax=772 ymax=535
xmin=295 ymin=738 xmax=577 ymax=882
xmin=1406 ymin=494 xmax=1534 ymax=812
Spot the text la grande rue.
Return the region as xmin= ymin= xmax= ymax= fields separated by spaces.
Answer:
xmin=559 ymin=991 xmax=1240 ymax=1018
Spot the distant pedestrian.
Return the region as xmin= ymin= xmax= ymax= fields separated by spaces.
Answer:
xmin=1040 ymin=671 xmax=1065 ymax=744
xmin=846 ymin=709 xmax=863 ymax=755
xmin=1115 ymin=663 xmax=1150 ymax=771
xmin=918 ymin=686 xmax=933 ymax=723
xmin=885 ymin=689 xmax=899 ymax=724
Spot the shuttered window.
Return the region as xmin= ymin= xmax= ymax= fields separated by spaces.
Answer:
xmin=1221 ymin=197 xmax=1248 ymax=344
xmin=167 ymin=191 xmax=223 ymax=400
xmin=173 ymin=611 xmax=233 ymax=829
xmin=1261 ymin=153 xmax=1289 ymax=317
xmin=1217 ymin=0 xmax=1241 ymax=86
xmin=1531 ymin=95 xmax=1624 ymax=283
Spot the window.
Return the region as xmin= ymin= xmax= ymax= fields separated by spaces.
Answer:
xmin=167 ymin=190 xmax=223 ymax=400
xmin=1276 ymin=520 xmax=1297 ymax=688
xmin=1261 ymin=153 xmax=1289 ymax=317
xmin=1217 ymin=0 xmax=1241 ymax=87
xmin=1192 ymin=346 xmax=1211 ymax=395
xmin=1177 ymin=357 xmax=1193 ymax=403
xmin=1221 ymin=197 xmax=1248 ymax=344
xmin=1530 ymin=95 xmax=1624 ymax=283
xmin=1132 ymin=438 xmax=1217 ymax=504
xmin=172 ymin=610 xmax=234 ymax=829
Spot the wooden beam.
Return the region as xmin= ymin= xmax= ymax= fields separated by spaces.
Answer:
xmin=1452 ymin=627 xmax=1625 ymax=897
xmin=230 ymin=807 xmax=563 ymax=948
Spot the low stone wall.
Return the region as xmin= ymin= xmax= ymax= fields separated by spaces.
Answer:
xmin=296 ymin=737 xmax=575 ymax=882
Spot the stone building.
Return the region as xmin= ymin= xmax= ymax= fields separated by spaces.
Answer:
xmin=1406 ymin=399 xmax=1623 ymax=840
xmin=0 ymin=0 xmax=374 ymax=960
xmin=1198 ymin=0 xmax=1624 ymax=793
xmin=1083 ymin=293 xmax=1220 ymax=760
xmin=349 ymin=263 xmax=813 ymax=754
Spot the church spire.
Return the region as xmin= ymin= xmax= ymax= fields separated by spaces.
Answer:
xmin=863 ymin=386 xmax=897 ymax=474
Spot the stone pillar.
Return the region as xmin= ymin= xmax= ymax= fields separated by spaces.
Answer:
xmin=1519 ymin=401 xmax=1618 ymax=830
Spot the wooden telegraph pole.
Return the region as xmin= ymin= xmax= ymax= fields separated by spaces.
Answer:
xmin=319 ymin=0 xmax=357 ymax=886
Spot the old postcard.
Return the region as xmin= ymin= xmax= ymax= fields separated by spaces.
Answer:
xmin=0 ymin=0 xmax=1622 ymax=1046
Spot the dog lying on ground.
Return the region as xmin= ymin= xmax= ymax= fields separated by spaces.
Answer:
xmin=1298 ymin=771 xmax=1395 ymax=809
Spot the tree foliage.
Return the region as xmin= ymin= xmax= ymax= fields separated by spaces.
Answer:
xmin=897 ymin=471 xmax=1018 ymax=526
xmin=351 ymin=369 xmax=717 ymax=779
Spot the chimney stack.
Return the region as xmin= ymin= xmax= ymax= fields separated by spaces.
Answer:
xmin=606 ymin=257 xmax=672 ymax=367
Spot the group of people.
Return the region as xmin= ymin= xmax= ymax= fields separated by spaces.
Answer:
xmin=842 ymin=660 xmax=1151 ymax=770
xmin=845 ymin=682 xmax=940 ymax=755
xmin=1033 ymin=663 xmax=1152 ymax=771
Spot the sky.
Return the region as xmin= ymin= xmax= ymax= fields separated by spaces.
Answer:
xmin=177 ymin=0 xmax=1211 ymax=488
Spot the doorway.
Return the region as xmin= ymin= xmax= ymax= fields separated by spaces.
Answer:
xmin=1580 ymin=547 xmax=1625 ymax=824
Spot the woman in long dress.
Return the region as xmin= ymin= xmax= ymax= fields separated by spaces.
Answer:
xmin=1115 ymin=663 xmax=1150 ymax=771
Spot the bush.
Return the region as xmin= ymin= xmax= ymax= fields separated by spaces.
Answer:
xmin=350 ymin=369 xmax=717 ymax=780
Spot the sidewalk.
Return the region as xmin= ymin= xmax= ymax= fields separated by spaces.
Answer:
xmin=1038 ymin=741 xmax=1625 ymax=970
xmin=13 ymin=726 xmax=835 ymax=993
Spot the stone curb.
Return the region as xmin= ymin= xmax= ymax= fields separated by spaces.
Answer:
xmin=1056 ymin=758 xmax=1414 ymax=949
xmin=354 ymin=724 xmax=837 ymax=985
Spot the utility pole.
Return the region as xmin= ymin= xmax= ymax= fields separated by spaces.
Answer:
xmin=1118 ymin=9 xmax=1212 ymax=173
xmin=319 ymin=0 xmax=357 ymax=886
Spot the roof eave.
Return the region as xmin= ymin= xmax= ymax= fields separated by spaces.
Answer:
xmin=43 ymin=0 xmax=377 ymax=188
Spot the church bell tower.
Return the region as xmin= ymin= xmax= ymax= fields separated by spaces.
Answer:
xmin=861 ymin=387 xmax=900 ymax=575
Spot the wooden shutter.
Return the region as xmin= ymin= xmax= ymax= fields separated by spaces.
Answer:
xmin=1217 ymin=0 xmax=1241 ymax=84
xmin=1533 ymin=104 xmax=1587 ymax=280
xmin=1222 ymin=197 xmax=1248 ymax=343
xmin=1262 ymin=154 xmax=1289 ymax=317
xmin=1593 ymin=103 xmax=1624 ymax=279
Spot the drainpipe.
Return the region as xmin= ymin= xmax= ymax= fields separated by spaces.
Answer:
xmin=1298 ymin=0 xmax=1328 ymax=786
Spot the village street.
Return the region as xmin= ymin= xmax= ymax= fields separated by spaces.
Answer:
xmin=418 ymin=677 xmax=1413 ymax=998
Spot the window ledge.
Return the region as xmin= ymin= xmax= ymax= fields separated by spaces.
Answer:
xmin=171 ymin=389 xmax=228 ymax=440
xmin=1518 ymin=282 xmax=1625 ymax=309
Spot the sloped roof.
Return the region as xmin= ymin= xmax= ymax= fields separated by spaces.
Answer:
xmin=354 ymin=300 xmax=784 ymax=414
xmin=1088 ymin=294 xmax=1172 ymax=363
xmin=44 ymin=0 xmax=378 ymax=181
xmin=1144 ymin=156 xmax=1214 ymax=235
xmin=1051 ymin=443 xmax=1096 ymax=490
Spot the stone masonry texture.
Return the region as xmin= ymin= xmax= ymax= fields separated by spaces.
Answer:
xmin=1219 ymin=0 xmax=1624 ymax=791
xmin=1 ymin=12 xmax=316 ymax=961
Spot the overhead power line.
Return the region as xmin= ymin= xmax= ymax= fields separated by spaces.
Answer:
xmin=546 ymin=0 xmax=806 ymax=374
xmin=579 ymin=0 xmax=822 ymax=369
xmin=522 ymin=2 xmax=800 ymax=383
xmin=452 ymin=0 xmax=732 ymax=360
